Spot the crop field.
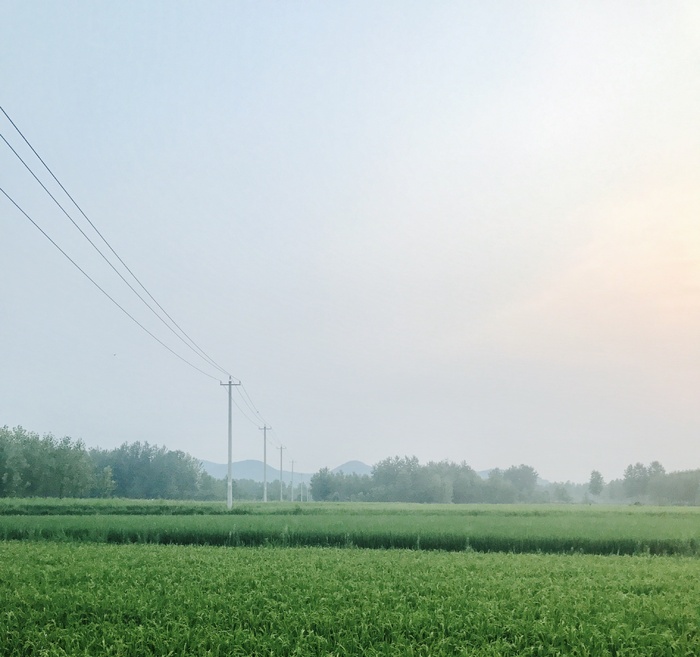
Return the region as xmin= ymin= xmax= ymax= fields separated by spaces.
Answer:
xmin=2 ymin=501 xmax=699 ymax=655
xmin=1 ymin=541 xmax=699 ymax=656
xmin=1 ymin=500 xmax=699 ymax=555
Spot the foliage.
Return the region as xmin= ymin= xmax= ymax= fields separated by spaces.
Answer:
xmin=0 ymin=426 xmax=232 ymax=501
xmin=308 ymin=457 xmax=542 ymax=504
xmin=503 ymin=464 xmax=539 ymax=501
xmin=6 ymin=425 xmax=700 ymax=506
xmin=309 ymin=466 xmax=334 ymax=501
xmin=589 ymin=470 xmax=604 ymax=496
xmin=90 ymin=442 xmax=204 ymax=499
xmin=551 ymin=483 xmax=573 ymax=503
xmin=2 ymin=543 xmax=700 ymax=656
xmin=0 ymin=426 xmax=92 ymax=497
xmin=622 ymin=461 xmax=666 ymax=498
xmin=648 ymin=470 xmax=700 ymax=505
xmin=310 ymin=457 xmax=700 ymax=506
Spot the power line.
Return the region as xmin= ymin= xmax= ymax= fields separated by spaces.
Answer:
xmin=267 ymin=427 xmax=282 ymax=449
xmin=0 ymin=129 xmax=232 ymax=379
xmin=1 ymin=106 xmax=288 ymax=467
xmin=236 ymin=384 xmax=269 ymax=425
xmin=229 ymin=392 xmax=262 ymax=427
xmin=0 ymin=104 xmax=231 ymax=379
xmin=240 ymin=384 xmax=264 ymax=416
xmin=0 ymin=185 xmax=220 ymax=382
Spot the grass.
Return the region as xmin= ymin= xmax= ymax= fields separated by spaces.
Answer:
xmin=3 ymin=502 xmax=698 ymax=654
xmin=1 ymin=542 xmax=699 ymax=656
xmin=0 ymin=500 xmax=699 ymax=555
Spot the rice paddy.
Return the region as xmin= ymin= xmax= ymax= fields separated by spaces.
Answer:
xmin=2 ymin=501 xmax=698 ymax=655
xmin=0 ymin=500 xmax=698 ymax=555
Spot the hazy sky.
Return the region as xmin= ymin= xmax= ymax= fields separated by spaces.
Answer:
xmin=2 ymin=2 xmax=700 ymax=483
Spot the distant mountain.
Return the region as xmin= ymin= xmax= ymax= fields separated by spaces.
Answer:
xmin=200 ymin=458 xmax=373 ymax=483
xmin=200 ymin=459 xmax=314 ymax=484
xmin=332 ymin=460 xmax=372 ymax=476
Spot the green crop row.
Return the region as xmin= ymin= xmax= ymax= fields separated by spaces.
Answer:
xmin=5 ymin=498 xmax=700 ymax=518
xmin=0 ymin=497 xmax=245 ymax=516
xmin=1 ymin=508 xmax=699 ymax=555
xmin=1 ymin=542 xmax=699 ymax=656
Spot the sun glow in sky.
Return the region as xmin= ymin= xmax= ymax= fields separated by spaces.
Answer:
xmin=2 ymin=2 xmax=700 ymax=482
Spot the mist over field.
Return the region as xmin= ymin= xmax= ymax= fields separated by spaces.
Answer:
xmin=2 ymin=3 xmax=700 ymax=483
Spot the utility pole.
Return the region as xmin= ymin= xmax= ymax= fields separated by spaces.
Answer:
xmin=220 ymin=377 xmax=240 ymax=510
xmin=278 ymin=445 xmax=286 ymax=501
xmin=259 ymin=425 xmax=271 ymax=502
xmin=291 ymin=460 xmax=295 ymax=502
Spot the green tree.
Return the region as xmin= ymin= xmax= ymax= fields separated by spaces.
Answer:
xmin=371 ymin=456 xmax=421 ymax=502
xmin=623 ymin=463 xmax=650 ymax=498
xmin=52 ymin=436 xmax=93 ymax=498
xmin=452 ymin=462 xmax=484 ymax=503
xmin=649 ymin=469 xmax=700 ymax=505
xmin=91 ymin=441 xmax=208 ymax=499
xmin=503 ymin=465 xmax=539 ymax=502
xmin=552 ymin=484 xmax=573 ymax=503
xmin=309 ymin=467 xmax=334 ymax=501
xmin=233 ymin=478 xmax=264 ymax=501
xmin=196 ymin=472 xmax=226 ymax=501
xmin=0 ymin=427 xmax=92 ymax=498
xmin=588 ymin=470 xmax=604 ymax=496
xmin=0 ymin=426 xmax=28 ymax=496
xmin=93 ymin=466 xmax=116 ymax=498
xmin=484 ymin=469 xmax=517 ymax=504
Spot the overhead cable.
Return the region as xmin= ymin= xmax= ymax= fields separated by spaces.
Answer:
xmin=1 ymin=106 xmax=285 ymax=453
xmin=0 ymin=104 xmax=231 ymax=379
xmin=0 ymin=130 xmax=231 ymax=379
xmin=0 ymin=185 xmax=220 ymax=382
xmin=237 ymin=384 xmax=269 ymax=425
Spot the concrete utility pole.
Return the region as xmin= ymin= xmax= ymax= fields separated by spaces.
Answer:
xmin=259 ymin=425 xmax=271 ymax=502
xmin=220 ymin=377 xmax=240 ymax=510
xmin=291 ymin=460 xmax=295 ymax=502
xmin=278 ymin=445 xmax=286 ymax=501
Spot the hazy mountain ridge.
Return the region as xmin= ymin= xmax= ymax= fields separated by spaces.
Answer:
xmin=331 ymin=460 xmax=373 ymax=477
xmin=200 ymin=459 xmax=372 ymax=484
xmin=201 ymin=460 xmax=520 ymax=484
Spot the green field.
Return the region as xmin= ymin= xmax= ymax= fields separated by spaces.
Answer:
xmin=1 ymin=542 xmax=698 ymax=656
xmin=2 ymin=501 xmax=699 ymax=655
xmin=1 ymin=500 xmax=699 ymax=555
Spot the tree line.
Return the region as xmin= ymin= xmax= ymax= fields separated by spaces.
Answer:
xmin=310 ymin=456 xmax=700 ymax=505
xmin=588 ymin=462 xmax=700 ymax=506
xmin=0 ymin=426 xmax=306 ymax=501
xmin=0 ymin=426 xmax=225 ymax=500
xmin=4 ymin=426 xmax=699 ymax=504
xmin=309 ymin=457 xmax=543 ymax=503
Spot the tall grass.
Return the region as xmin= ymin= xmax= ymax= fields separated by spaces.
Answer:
xmin=1 ymin=503 xmax=699 ymax=555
